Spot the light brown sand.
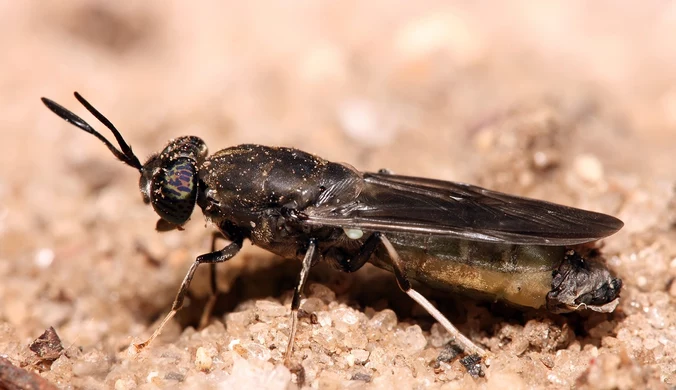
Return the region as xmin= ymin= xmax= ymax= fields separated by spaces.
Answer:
xmin=1 ymin=2 xmax=675 ymax=389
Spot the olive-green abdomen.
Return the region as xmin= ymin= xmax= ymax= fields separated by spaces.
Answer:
xmin=370 ymin=234 xmax=566 ymax=309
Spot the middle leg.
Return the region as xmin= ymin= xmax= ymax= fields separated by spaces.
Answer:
xmin=284 ymin=238 xmax=318 ymax=364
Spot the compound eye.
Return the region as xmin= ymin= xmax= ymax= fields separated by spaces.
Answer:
xmin=150 ymin=157 xmax=198 ymax=225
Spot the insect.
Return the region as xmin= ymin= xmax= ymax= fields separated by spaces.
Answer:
xmin=41 ymin=92 xmax=623 ymax=362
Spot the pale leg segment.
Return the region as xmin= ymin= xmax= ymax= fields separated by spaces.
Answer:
xmin=379 ymin=234 xmax=487 ymax=357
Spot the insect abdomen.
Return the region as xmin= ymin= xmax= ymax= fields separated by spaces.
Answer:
xmin=370 ymin=235 xmax=566 ymax=309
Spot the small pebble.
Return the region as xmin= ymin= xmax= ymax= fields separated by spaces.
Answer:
xmin=395 ymin=325 xmax=427 ymax=354
xmin=345 ymin=354 xmax=355 ymax=367
xmin=337 ymin=98 xmax=383 ymax=146
xmin=636 ymin=276 xmax=648 ymax=288
xmin=331 ymin=307 xmax=360 ymax=332
xmin=34 ymin=248 xmax=54 ymax=268
xmin=242 ymin=342 xmax=271 ymax=361
xmin=316 ymin=311 xmax=333 ymax=327
xmin=195 ymin=347 xmax=213 ymax=371
xmin=146 ymin=371 xmax=159 ymax=383
xmin=368 ymin=309 xmax=397 ymax=331
xmin=255 ymin=300 xmax=287 ymax=322
xmin=114 ymin=379 xmax=136 ymax=390
xmin=573 ymin=154 xmax=604 ymax=183
xmin=351 ymin=349 xmax=370 ymax=364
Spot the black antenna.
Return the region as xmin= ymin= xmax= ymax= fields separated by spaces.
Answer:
xmin=41 ymin=92 xmax=143 ymax=171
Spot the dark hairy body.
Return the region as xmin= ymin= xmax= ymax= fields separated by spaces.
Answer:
xmin=41 ymin=93 xmax=623 ymax=362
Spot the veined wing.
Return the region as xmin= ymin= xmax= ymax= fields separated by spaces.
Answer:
xmin=304 ymin=172 xmax=623 ymax=245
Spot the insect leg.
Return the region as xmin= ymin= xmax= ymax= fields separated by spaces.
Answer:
xmin=377 ymin=233 xmax=487 ymax=357
xmin=133 ymin=237 xmax=243 ymax=352
xmin=198 ymin=232 xmax=225 ymax=330
xmin=335 ymin=232 xmax=383 ymax=272
xmin=284 ymin=238 xmax=318 ymax=364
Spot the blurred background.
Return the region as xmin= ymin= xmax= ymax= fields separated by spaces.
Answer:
xmin=1 ymin=1 xmax=675 ymax=387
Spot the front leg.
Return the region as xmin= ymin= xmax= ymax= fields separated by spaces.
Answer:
xmin=199 ymin=232 xmax=229 ymax=330
xmin=133 ymin=237 xmax=243 ymax=352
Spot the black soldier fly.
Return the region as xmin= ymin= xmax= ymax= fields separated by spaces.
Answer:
xmin=41 ymin=92 xmax=623 ymax=362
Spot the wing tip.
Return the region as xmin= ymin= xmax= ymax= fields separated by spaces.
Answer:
xmin=595 ymin=213 xmax=624 ymax=237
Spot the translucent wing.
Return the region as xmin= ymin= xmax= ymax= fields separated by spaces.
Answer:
xmin=303 ymin=172 xmax=623 ymax=245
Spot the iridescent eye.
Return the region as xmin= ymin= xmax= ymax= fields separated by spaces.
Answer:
xmin=150 ymin=157 xmax=198 ymax=225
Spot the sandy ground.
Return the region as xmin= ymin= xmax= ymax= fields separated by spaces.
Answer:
xmin=1 ymin=1 xmax=675 ymax=389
